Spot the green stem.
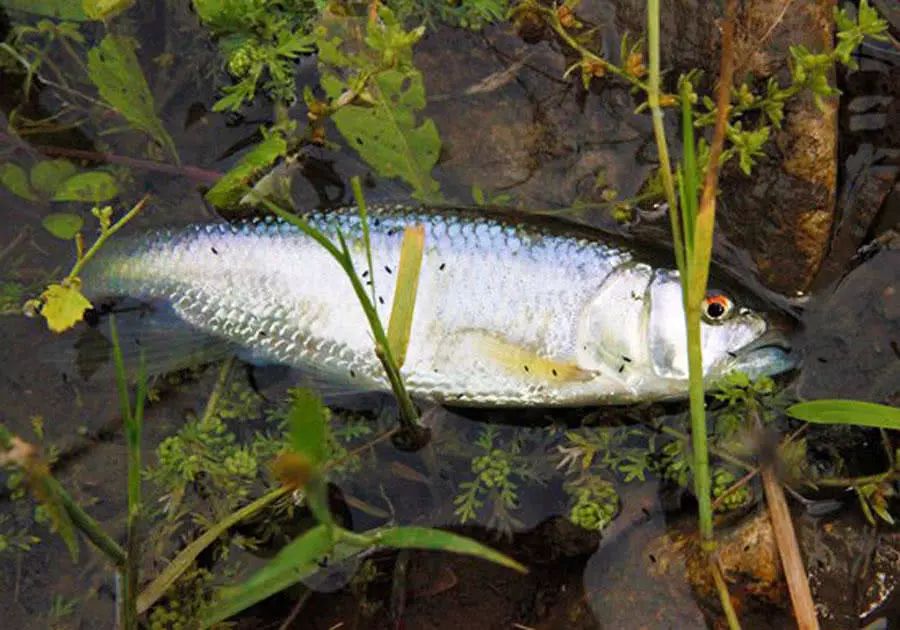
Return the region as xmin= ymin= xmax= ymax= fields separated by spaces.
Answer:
xmin=646 ymin=0 xmax=686 ymax=278
xmin=686 ymin=308 xmax=713 ymax=545
xmin=249 ymin=194 xmax=423 ymax=440
xmin=813 ymin=470 xmax=899 ymax=488
xmin=69 ymin=195 xmax=150 ymax=280
xmin=352 ymin=176 xmax=377 ymax=306
xmin=136 ymin=486 xmax=291 ymax=614
xmin=46 ymin=475 xmax=127 ymax=566
xmin=658 ymin=425 xmax=755 ymax=473
xmin=536 ymin=4 xmax=650 ymax=93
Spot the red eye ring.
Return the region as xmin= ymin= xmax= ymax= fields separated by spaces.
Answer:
xmin=703 ymin=293 xmax=733 ymax=322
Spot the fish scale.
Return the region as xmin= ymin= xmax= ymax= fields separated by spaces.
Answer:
xmin=80 ymin=205 xmax=792 ymax=406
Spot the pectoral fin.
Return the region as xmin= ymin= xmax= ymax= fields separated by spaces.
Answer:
xmin=446 ymin=329 xmax=593 ymax=383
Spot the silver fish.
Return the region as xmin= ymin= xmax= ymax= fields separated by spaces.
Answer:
xmin=81 ymin=206 xmax=794 ymax=406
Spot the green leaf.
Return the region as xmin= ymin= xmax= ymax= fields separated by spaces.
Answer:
xmin=331 ymin=69 xmax=442 ymax=202
xmin=41 ymin=213 xmax=84 ymax=240
xmin=786 ymin=400 xmax=900 ymax=430
xmin=1 ymin=0 xmax=88 ymax=21
xmin=204 ymin=132 xmax=287 ymax=208
xmin=200 ymin=524 xmax=334 ymax=628
xmin=375 ymin=526 xmax=527 ymax=573
xmin=317 ymin=9 xmax=442 ymax=202
xmin=286 ymin=389 xmax=328 ymax=467
xmin=0 ymin=163 xmax=38 ymax=200
xmin=87 ymin=35 xmax=179 ymax=163
xmin=52 ymin=171 xmax=119 ymax=202
xmin=82 ymin=0 xmax=134 ymax=20
xmin=30 ymin=160 xmax=77 ymax=197
xmin=137 ymin=486 xmax=289 ymax=614
xmin=387 ymin=225 xmax=425 ymax=367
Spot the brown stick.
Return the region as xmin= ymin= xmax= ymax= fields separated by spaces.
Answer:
xmin=761 ymin=466 xmax=820 ymax=630
xmin=691 ymin=0 xmax=738 ymax=297
xmin=0 ymin=132 xmax=222 ymax=184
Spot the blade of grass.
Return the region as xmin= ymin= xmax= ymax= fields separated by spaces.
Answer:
xmin=786 ymin=400 xmax=900 ymax=430
xmin=110 ymin=316 xmax=145 ymax=630
xmin=351 ymin=176 xmax=377 ymax=305
xmin=362 ymin=526 xmax=527 ymax=574
xmin=247 ymin=191 xmax=424 ymax=445
xmin=137 ymin=486 xmax=290 ymax=614
xmin=646 ymin=0 xmax=686 ymax=278
xmin=386 ymin=225 xmax=425 ymax=368
xmin=200 ymin=524 xmax=338 ymax=628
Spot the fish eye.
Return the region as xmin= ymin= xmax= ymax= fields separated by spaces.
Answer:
xmin=702 ymin=293 xmax=734 ymax=323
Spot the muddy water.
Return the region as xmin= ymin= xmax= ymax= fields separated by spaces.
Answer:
xmin=0 ymin=1 xmax=897 ymax=629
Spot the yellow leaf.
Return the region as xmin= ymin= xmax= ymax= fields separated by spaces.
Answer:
xmin=40 ymin=282 xmax=92 ymax=333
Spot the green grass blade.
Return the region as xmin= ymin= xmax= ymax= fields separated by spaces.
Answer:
xmin=387 ymin=225 xmax=425 ymax=368
xmin=137 ymin=486 xmax=290 ymax=614
xmin=351 ymin=176 xmax=377 ymax=305
xmin=375 ymin=526 xmax=527 ymax=573
xmin=680 ymin=78 xmax=698 ymax=252
xmin=787 ymin=400 xmax=900 ymax=430
xmin=200 ymin=524 xmax=334 ymax=627
xmin=108 ymin=316 xmax=132 ymax=426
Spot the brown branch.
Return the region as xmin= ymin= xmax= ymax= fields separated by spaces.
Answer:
xmin=761 ymin=466 xmax=820 ymax=630
xmin=0 ymin=132 xmax=222 ymax=185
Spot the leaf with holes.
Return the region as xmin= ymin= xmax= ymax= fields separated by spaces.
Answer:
xmin=87 ymin=35 xmax=179 ymax=162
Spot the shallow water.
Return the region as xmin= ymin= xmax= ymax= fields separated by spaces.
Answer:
xmin=0 ymin=1 xmax=897 ymax=629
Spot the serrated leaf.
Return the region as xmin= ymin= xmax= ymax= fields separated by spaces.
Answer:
xmin=30 ymin=160 xmax=78 ymax=197
xmin=1 ymin=0 xmax=88 ymax=20
xmin=200 ymin=524 xmax=335 ymax=627
xmin=42 ymin=213 xmax=84 ymax=239
xmin=53 ymin=171 xmax=119 ymax=202
xmin=87 ymin=35 xmax=179 ymax=162
xmin=40 ymin=282 xmax=92 ymax=333
xmin=204 ymin=133 xmax=287 ymax=208
xmin=331 ymin=70 xmax=442 ymax=202
xmin=375 ymin=526 xmax=527 ymax=573
xmin=82 ymin=0 xmax=134 ymax=20
xmin=787 ymin=400 xmax=900 ymax=430
xmin=0 ymin=163 xmax=38 ymax=200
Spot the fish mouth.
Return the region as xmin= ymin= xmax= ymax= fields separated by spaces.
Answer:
xmin=729 ymin=327 xmax=797 ymax=379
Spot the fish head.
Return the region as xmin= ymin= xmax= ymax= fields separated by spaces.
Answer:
xmin=644 ymin=270 xmax=797 ymax=383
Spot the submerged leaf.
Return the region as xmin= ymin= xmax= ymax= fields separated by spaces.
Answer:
xmin=40 ymin=282 xmax=92 ymax=333
xmin=53 ymin=171 xmax=119 ymax=202
xmin=87 ymin=35 xmax=179 ymax=162
xmin=0 ymin=163 xmax=38 ymax=201
xmin=30 ymin=160 xmax=78 ymax=197
xmin=42 ymin=213 xmax=84 ymax=239
xmin=204 ymin=132 xmax=287 ymax=208
xmin=787 ymin=400 xmax=900 ymax=430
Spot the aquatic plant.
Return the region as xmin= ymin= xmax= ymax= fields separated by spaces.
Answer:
xmin=199 ymin=388 xmax=526 ymax=627
xmin=192 ymin=0 xmax=320 ymax=112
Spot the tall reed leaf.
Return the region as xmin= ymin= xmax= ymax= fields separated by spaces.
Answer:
xmin=787 ymin=400 xmax=900 ymax=430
